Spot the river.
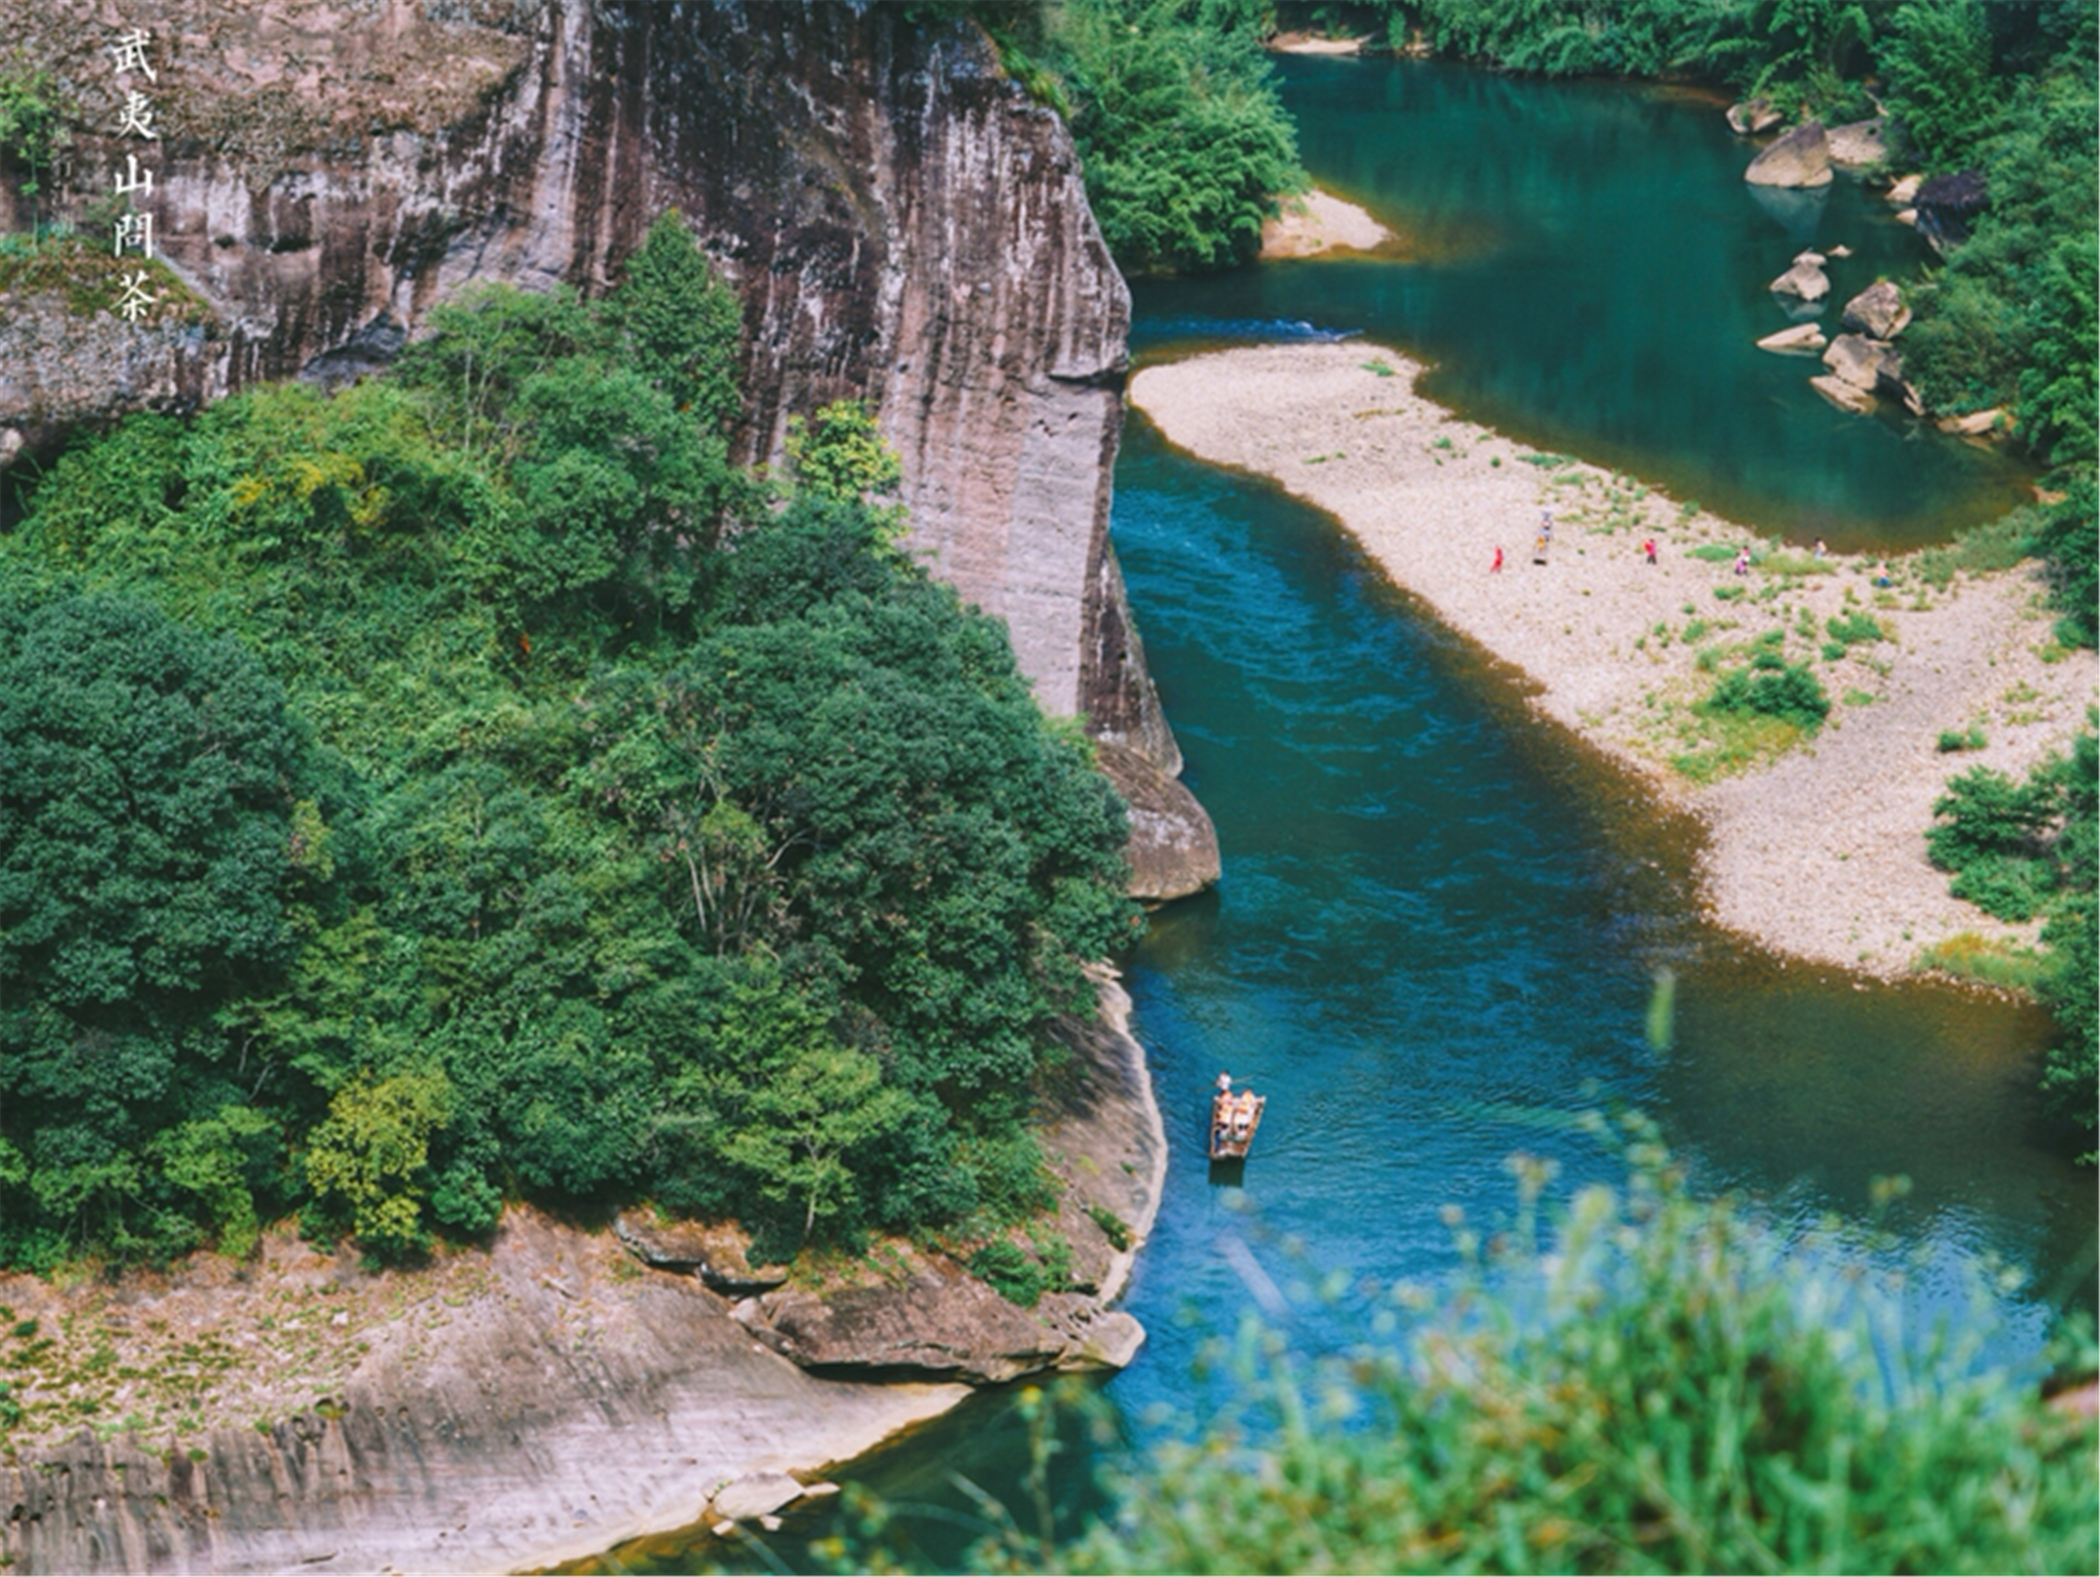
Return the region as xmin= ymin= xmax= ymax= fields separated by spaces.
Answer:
xmin=597 ymin=55 xmax=2091 ymax=1574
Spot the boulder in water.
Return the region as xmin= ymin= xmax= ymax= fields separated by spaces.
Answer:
xmin=1810 ymin=374 xmax=1878 ymax=415
xmin=1745 ymin=120 xmax=1833 ymax=187
xmin=1827 ymin=119 xmax=1888 ymax=167
xmin=1841 ymin=279 xmax=1911 ymax=339
xmin=1938 ymin=408 xmax=2005 ymax=437
xmin=1757 ymin=323 xmax=1827 ymax=354
xmin=1727 ymin=97 xmax=1783 ymax=135
xmin=1823 ymin=334 xmax=1896 ymax=392
xmin=1884 ymin=173 xmax=1923 ymax=205
xmin=1769 ymin=258 xmax=1831 ymax=302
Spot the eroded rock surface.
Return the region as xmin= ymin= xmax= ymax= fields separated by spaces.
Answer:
xmin=1745 ymin=120 xmax=1833 ymax=187
xmin=0 ymin=980 xmax=1163 ymax=1576
xmin=1826 ymin=118 xmax=1888 ymax=167
xmin=1841 ymin=279 xmax=1911 ymax=339
xmin=1098 ymin=741 xmax=1222 ymax=902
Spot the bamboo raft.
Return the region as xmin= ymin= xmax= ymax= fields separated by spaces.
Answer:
xmin=1209 ymin=1086 xmax=1266 ymax=1162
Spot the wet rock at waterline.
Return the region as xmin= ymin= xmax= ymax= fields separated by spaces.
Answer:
xmin=732 ymin=1259 xmax=1143 ymax=1385
xmin=1745 ymin=119 xmax=1833 ymax=187
xmin=1769 ymin=255 xmax=1831 ymax=302
xmin=1756 ymin=322 xmax=1828 ymax=354
xmin=1939 ymin=407 xmax=2006 ymax=437
xmin=1842 ymin=280 xmax=1911 ymax=339
xmin=614 ymin=1212 xmax=789 ymax=1295
xmin=1885 ymin=173 xmax=1923 ymax=205
xmin=1726 ymin=96 xmax=1782 ymax=135
xmin=710 ymin=1473 xmax=808 ymax=1524
xmin=1810 ymin=373 xmax=1879 ymax=415
xmin=1098 ymin=741 xmax=1223 ymax=903
xmin=1826 ymin=119 xmax=1889 ymax=168
xmin=1823 ymin=333 xmax=1899 ymax=393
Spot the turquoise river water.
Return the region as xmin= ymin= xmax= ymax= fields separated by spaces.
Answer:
xmin=599 ymin=56 xmax=2090 ymax=1574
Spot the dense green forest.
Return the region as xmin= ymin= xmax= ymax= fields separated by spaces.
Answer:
xmin=818 ymin=1123 xmax=2099 ymax=1574
xmin=0 ymin=215 xmax=1136 ymax=1270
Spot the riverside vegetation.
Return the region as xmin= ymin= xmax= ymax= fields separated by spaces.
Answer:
xmin=0 ymin=214 xmax=1138 ymax=1274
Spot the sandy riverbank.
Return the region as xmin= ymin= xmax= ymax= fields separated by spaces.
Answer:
xmin=0 ymin=978 xmax=1165 ymax=1577
xmin=1260 ymin=187 xmax=1395 ymax=260
xmin=1130 ymin=343 xmax=2097 ymax=979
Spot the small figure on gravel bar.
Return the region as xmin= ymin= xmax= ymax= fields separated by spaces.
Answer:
xmin=1642 ymin=538 xmax=1657 ymax=565
xmin=1491 ymin=545 xmax=1504 ymax=573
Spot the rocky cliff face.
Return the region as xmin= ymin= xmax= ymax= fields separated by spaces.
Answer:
xmin=0 ymin=0 xmax=1217 ymax=891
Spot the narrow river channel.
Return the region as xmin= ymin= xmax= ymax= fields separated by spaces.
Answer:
xmin=598 ymin=54 xmax=2091 ymax=1575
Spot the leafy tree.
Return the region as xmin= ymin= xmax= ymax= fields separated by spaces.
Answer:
xmin=1930 ymin=721 xmax=2098 ymax=1133
xmin=1702 ymin=652 xmax=1831 ymax=730
xmin=303 ymin=1067 xmax=454 ymax=1259
xmin=605 ymin=210 xmax=746 ymax=427
xmin=0 ymin=588 xmax=305 ymax=1260
xmin=1880 ymin=0 xmax=1999 ymax=169
xmin=0 ymin=211 xmax=1136 ymax=1271
xmin=783 ymin=399 xmax=907 ymax=546
xmin=711 ymin=974 xmax=915 ymax=1240
xmin=0 ymin=57 xmax=63 ymax=233
xmin=1051 ymin=0 xmax=1304 ymax=274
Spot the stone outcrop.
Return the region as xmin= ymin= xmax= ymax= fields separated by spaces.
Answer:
xmin=0 ymin=0 xmax=1216 ymax=891
xmin=1745 ymin=119 xmax=1833 ymax=187
xmin=1841 ymin=279 xmax=1910 ymax=339
xmin=1756 ymin=322 xmax=1827 ymax=354
xmin=1098 ymin=741 xmax=1222 ymax=902
xmin=1885 ymin=173 xmax=1923 ymax=205
xmin=1822 ymin=333 xmax=1897 ymax=392
xmin=1769 ymin=252 xmax=1831 ymax=302
xmin=1915 ymin=169 xmax=1988 ymax=250
xmin=1826 ymin=118 xmax=1888 ymax=167
xmin=1726 ymin=97 xmax=1782 ymax=135
xmin=614 ymin=1211 xmax=788 ymax=1295
xmin=1809 ymin=372 xmax=1878 ymax=414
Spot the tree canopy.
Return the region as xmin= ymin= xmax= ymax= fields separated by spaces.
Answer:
xmin=0 ymin=212 xmax=1134 ymax=1268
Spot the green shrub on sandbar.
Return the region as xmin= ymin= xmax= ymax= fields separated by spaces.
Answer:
xmin=1701 ymin=651 xmax=1831 ymax=732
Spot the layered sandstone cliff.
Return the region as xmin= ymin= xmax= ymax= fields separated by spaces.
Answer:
xmin=0 ymin=0 xmax=1218 ymax=894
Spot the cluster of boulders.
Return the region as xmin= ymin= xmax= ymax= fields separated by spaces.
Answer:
xmin=1756 ymin=254 xmax=1919 ymax=415
xmin=1729 ymin=103 xmax=1998 ymax=432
